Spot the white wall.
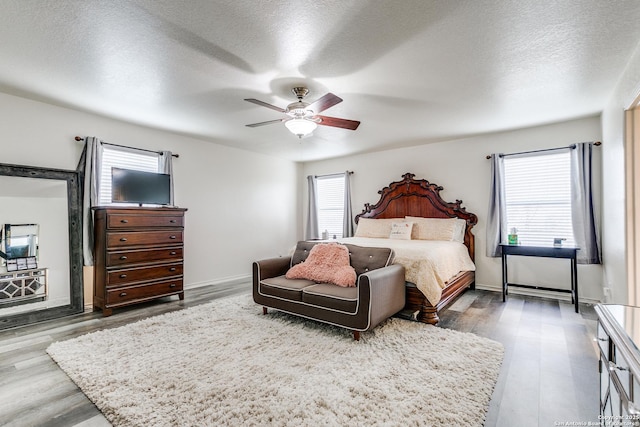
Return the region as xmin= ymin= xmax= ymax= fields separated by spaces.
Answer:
xmin=0 ymin=92 xmax=300 ymax=291
xmin=601 ymin=41 xmax=640 ymax=304
xmin=303 ymin=116 xmax=604 ymax=302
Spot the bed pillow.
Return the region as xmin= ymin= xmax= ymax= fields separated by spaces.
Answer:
xmin=354 ymin=218 xmax=404 ymax=238
xmin=452 ymin=219 xmax=467 ymax=243
xmin=390 ymin=222 xmax=413 ymax=240
xmin=285 ymin=243 xmax=357 ymax=287
xmin=405 ymin=217 xmax=466 ymax=242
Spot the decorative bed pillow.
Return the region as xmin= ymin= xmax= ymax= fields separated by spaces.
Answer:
xmin=285 ymin=243 xmax=357 ymax=287
xmin=389 ymin=222 xmax=413 ymax=240
xmin=354 ymin=218 xmax=404 ymax=238
xmin=405 ymin=217 xmax=466 ymax=242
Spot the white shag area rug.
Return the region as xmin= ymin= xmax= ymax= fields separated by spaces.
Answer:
xmin=47 ymin=294 xmax=504 ymax=427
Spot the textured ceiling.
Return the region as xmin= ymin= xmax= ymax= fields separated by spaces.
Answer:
xmin=1 ymin=0 xmax=640 ymax=162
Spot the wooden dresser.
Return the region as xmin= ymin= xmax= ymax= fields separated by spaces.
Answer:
xmin=595 ymin=304 xmax=640 ymax=425
xmin=92 ymin=207 xmax=187 ymax=316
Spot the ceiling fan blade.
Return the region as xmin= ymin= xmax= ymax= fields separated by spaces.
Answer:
xmin=307 ymin=93 xmax=342 ymax=114
xmin=245 ymin=119 xmax=285 ymax=128
xmin=244 ymin=98 xmax=286 ymax=113
xmin=316 ymin=115 xmax=360 ymax=130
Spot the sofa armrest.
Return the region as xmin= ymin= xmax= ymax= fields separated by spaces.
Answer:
xmin=253 ymin=257 xmax=291 ymax=282
xmin=358 ymin=264 xmax=406 ymax=329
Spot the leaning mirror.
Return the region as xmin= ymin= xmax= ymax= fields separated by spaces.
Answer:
xmin=0 ymin=163 xmax=83 ymax=329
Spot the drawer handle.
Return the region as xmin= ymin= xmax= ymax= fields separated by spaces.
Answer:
xmin=609 ymin=361 xmax=628 ymax=372
xmin=169 ymin=267 xmax=177 ymax=272
xmin=169 ymin=219 xmax=177 ymax=223
xmin=169 ymin=235 xmax=177 ymax=239
xmin=119 ymin=255 xmax=128 ymax=260
xmin=119 ymin=274 xmax=127 ymax=279
xmin=120 ymin=219 xmax=129 ymax=223
xmin=169 ymin=283 xmax=177 ymax=288
xmin=119 ymin=292 xmax=127 ymax=297
xmin=120 ymin=237 xmax=127 ymax=242
xmin=594 ymin=338 xmax=607 ymax=342
xmin=170 ymin=251 xmax=177 ymax=255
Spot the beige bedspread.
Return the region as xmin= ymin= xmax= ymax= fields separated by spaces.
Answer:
xmin=337 ymin=237 xmax=475 ymax=306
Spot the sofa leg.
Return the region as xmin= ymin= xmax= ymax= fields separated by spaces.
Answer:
xmin=263 ymin=307 xmax=268 ymax=315
xmin=353 ymin=331 xmax=360 ymax=341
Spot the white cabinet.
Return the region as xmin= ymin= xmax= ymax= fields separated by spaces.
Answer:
xmin=596 ymin=304 xmax=640 ymax=426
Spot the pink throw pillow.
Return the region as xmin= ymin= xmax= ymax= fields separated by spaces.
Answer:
xmin=286 ymin=243 xmax=357 ymax=287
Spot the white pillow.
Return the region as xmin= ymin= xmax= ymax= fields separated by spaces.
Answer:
xmin=404 ymin=217 xmax=466 ymax=242
xmin=354 ymin=218 xmax=404 ymax=238
xmin=390 ymin=222 xmax=413 ymax=240
xmin=453 ymin=218 xmax=467 ymax=243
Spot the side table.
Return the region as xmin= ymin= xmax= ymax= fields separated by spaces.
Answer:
xmin=500 ymin=244 xmax=579 ymax=313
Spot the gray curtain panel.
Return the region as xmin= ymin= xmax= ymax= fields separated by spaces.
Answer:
xmin=158 ymin=150 xmax=175 ymax=206
xmin=343 ymin=171 xmax=354 ymax=237
xmin=486 ymin=153 xmax=506 ymax=257
xmin=570 ymin=142 xmax=601 ymax=264
xmin=79 ymin=137 xmax=103 ymax=266
xmin=305 ymin=175 xmax=319 ymax=240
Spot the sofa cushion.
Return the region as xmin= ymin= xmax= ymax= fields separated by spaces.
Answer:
xmin=302 ymin=283 xmax=358 ymax=313
xmin=291 ymin=241 xmax=319 ymax=266
xmin=345 ymin=244 xmax=394 ymax=276
xmin=260 ymin=275 xmax=315 ymax=301
xmin=286 ymin=243 xmax=357 ymax=287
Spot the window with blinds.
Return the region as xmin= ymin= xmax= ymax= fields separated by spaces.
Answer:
xmin=503 ymin=150 xmax=575 ymax=246
xmin=316 ymin=175 xmax=345 ymax=239
xmin=99 ymin=146 xmax=160 ymax=206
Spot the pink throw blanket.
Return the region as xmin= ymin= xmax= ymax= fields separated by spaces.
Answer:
xmin=286 ymin=243 xmax=357 ymax=287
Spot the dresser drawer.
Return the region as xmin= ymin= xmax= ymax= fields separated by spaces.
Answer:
xmin=106 ymin=247 xmax=183 ymax=267
xmin=612 ymin=346 xmax=633 ymax=402
xmin=107 ymin=262 xmax=183 ymax=286
xmin=107 ymin=231 xmax=183 ymax=248
xmin=107 ymin=213 xmax=184 ymax=229
xmin=106 ymin=279 xmax=183 ymax=305
xmin=598 ymin=322 xmax=611 ymax=360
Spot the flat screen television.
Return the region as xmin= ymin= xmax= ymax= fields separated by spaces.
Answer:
xmin=111 ymin=168 xmax=171 ymax=206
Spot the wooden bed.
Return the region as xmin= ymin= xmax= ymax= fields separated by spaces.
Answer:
xmin=354 ymin=173 xmax=478 ymax=325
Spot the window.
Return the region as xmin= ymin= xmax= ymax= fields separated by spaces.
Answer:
xmin=316 ymin=175 xmax=345 ymax=239
xmin=99 ymin=146 xmax=160 ymax=206
xmin=503 ymin=151 xmax=575 ymax=246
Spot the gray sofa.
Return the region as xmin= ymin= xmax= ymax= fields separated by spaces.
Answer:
xmin=252 ymin=241 xmax=405 ymax=340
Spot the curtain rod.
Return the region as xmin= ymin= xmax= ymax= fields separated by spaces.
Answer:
xmin=313 ymin=171 xmax=354 ymax=178
xmin=485 ymin=141 xmax=601 ymax=160
xmin=74 ymin=136 xmax=179 ymax=158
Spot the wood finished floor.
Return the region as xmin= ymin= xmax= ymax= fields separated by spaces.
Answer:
xmin=0 ymin=284 xmax=599 ymax=427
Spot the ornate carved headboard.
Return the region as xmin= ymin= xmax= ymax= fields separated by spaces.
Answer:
xmin=354 ymin=173 xmax=478 ymax=260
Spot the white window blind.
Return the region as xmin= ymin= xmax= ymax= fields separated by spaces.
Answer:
xmin=316 ymin=175 xmax=345 ymax=239
xmin=503 ymin=150 xmax=575 ymax=246
xmin=99 ymin=146 xmax=160 ymax=206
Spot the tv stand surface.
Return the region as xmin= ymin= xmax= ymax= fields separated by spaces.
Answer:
xmin=92 ymin=206 xmax=187 ymax=316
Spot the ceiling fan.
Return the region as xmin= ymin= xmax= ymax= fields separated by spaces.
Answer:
xmin=244 ymin=87 xmax=360 ymax=138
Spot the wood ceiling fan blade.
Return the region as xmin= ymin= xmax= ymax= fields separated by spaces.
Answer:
xmin=245 ymin=118 xmax=285 ymax=127
xmin=316 ymin=115 xmax=360 ymax=130
xmin=307 ymin=93 xmax=342 ymax=113
xmin=244 ymin=98 xmax=286 ymax=113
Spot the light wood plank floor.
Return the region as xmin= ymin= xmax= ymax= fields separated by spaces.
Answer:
xmin=0 ymin=284 xmax=598 ymax=426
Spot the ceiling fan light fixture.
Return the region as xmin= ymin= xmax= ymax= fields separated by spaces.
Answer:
xmin=285 ymin=118 xmax=317 ymax=138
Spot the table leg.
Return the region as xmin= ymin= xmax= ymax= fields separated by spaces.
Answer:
xmin=572 ymin=257 xmax=579 ymax=313
xmin=502 ymin=253 xmax=507 ymax=302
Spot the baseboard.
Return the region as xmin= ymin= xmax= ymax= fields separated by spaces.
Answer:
xmin=475 ymin=283 xmax=601 ymax=305
xmin=185 ymin=274 xmax=252 ymax=290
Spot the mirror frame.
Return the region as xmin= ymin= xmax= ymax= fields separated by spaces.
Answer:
xmin=0 ymin=163 xmax=83 ymax=329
